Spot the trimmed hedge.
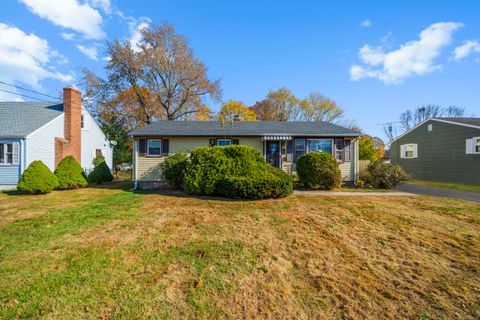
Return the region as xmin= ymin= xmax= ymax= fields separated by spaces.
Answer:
xmin=88 ymin=161 xmax=113 ymax=184
xmin=183 ymin=145 xmax=265 ymax=195
xmin=160 ymin=153 xmax=189 ymax=190
xmin=365 ymin=160 xmax=408 ymax=189
xmin=296 ymin=152 xmax=342 ymax=190
xmin=183 ymin=145 xmax=292 ymax=199
xmin=17 ymin=160 xmax=58 ymax=194
xmin=216 ymin=167 xmax=293 ymax=199
xmin=54 ymin=156 xmax=88 ymax=190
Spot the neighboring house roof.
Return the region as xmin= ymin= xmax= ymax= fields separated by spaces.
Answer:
xmin=387 ymin=117 xmax=480 ymax=146
xmin=434 ymin=117 xmax=480 ymax=128
xmin=0 ymin=102 xmax=63 ymax=138
xmin=130 ymin=120 xmax=362 ymax=137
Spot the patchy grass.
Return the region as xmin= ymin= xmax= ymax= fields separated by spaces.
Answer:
xmin=0 ymin=184 xmax=479 ymax=319
xmin=410 ymin=179 xmax=480 ymax=193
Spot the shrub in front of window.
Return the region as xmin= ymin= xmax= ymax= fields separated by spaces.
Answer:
xmin=183 ymin=145 xmax=292 ymax=198
xmin=216 ymin=166 xmax=293 ymax=199
xmin=17 ymin=160 xmax=59 ymax=194
xmin=296 ymin=152 xmax=342 ymax=190
xmin=365 ymin=160 xmax=408 ymax=189
xmin=87 ymin=161 xmax=113 ymax=184
xmin=160 ymin=153 xmax=189 ymax=190
xmin=183 ymin=145 xmax=265 ymax=195
xmin=93 ymin=154 xmax=106 ymax=167
xmin=54 ymin=156 xmax=88 ymax=190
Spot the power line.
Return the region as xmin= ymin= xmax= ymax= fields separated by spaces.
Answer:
xmin=0 ymin=81 xmax=61 ymax=100
xmin=0 ymin=89 xmax=55 ymax=103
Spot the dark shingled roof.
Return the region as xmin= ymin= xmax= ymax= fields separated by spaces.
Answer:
xmin=130 ymin=121 xmax=362 ymax=137
xmin=435 ymin=117 xmax=480 ymax=127
xmin=0 ymin=102 xmax=63 ymax=138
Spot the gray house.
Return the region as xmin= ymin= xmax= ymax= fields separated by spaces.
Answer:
xmin=389 ymin=118 xmax=480 ymax=184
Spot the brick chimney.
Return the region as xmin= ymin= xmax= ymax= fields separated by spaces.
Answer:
xmin=55 ymin=87 xmax=82 ymax=166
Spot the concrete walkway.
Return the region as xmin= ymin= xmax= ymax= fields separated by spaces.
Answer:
xmin=294 ymin=190 xmax=415 ymax=196
xmin=396 ymin=183 xmax=480 ymax=203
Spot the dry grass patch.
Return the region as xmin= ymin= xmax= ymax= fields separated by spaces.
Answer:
xmin=0 ymin=185 xmax=479 ymax=319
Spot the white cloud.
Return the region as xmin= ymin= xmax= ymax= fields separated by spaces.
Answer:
xmin=129 ymin=20 xmax=150 ymax=52
xmin=350 ymin=22 xmax=463 ymax=83
xmin=453 ymin=40 xmax=480 ymax=61
xmin=60 ymin=32 xmax=76 ymax=41
xmin=90 ymin=0 xmax=111 ymax=14
xmin=76 ymin=44 xmax=98 ymax=60
xmin=20 ymin=0 xmax=105 ymax=39
xmin=0 ymin=23 xmax=73 ymax=94
xmin=360 ymin=20 xmax=372 ymax=28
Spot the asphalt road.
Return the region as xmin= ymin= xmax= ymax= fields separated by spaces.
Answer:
xmin=396 ymin=183 xmax=480 ymax=203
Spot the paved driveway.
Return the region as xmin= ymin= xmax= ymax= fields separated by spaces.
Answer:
xmin=397 ymin=183 xmax=480 ymax=203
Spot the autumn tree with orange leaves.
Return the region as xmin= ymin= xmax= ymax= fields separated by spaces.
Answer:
xmin=83 ymin=23 xmax=221 ymax=131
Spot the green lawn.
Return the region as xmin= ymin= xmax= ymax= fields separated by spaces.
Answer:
xmin=409 ymin=179 xmax=480 ymax=193
xmin=1 ymin=183 xmax=479 ymax=319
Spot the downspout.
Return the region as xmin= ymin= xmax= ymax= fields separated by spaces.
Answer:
xmin=131 ymin=138 xmax=138 ymax=191
xmin=351 ymin=137 xmax=360 ymax=187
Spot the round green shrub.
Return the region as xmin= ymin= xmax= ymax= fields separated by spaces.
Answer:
xmin=93 ymin=154 xmax=106 ymax=167
xmin=17 ymin=160 xmax=58 ymax=194
xmin=183 ymin=145 xmax=292 ymax=199
xmin=160 ymin=153 xmax=189 ymax=190
xmin=183 ymin=145 xmax=264 ymax=195
xmin=216 ymin=166 xmax=293 ymax=199
xmin=87 ymin=161 xmax=113 ymax=184
xmin=54 ymin=156 xmax=88 ymax=190
xmin=365 ymin=160 xmax=408 ymax=189
xmin=296 ymin=152 xmax=342 ymax=190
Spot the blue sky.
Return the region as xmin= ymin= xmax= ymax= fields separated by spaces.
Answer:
xmin=1 ymin=0 xmax=479 ymax=140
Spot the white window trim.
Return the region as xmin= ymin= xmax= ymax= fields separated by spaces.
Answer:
xmin=400 ymin=143 xmax=418 ymax=159
xmin=81 ymin=114 xmax=85 ymax=130
xmin=216 ymin=139 xmax=231 ymax=146
xmin=147 ymin=139 xmax=162 ymax=156
xmin=307 ymin=138 xmax=334 ymax=156
xmin=473 ymin=137 xmax=480 ymax=154
xmin=0 ymin=142 xmax=19 ymax=166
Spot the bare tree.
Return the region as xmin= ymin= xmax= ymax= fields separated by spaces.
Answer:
xmin=399 ymin=105 xmax=465 ymax=130
xmin=83 ymin=23 xmax=221 ymax=131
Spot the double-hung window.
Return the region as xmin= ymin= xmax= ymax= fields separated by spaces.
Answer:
xmin=335 ymin=139 xmax=344 ymax=161
xmin=0 ymin=143 xmax=14 ymax=165
xmin=475 ymin=137 xmax=480 ymax=153
xmin=147 ymin=139 xmax=161 ymax=156
xmin=294 ymin=139 xmax=306 ymax=161
xmin=216 ymin=139 xmax=231 ymax=146
xmin=307 ymin=139 xmax=333 ymax=155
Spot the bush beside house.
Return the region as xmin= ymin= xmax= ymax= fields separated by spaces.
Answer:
xmin=160 ymin=153 xmax=189 ymax=190
xmin=17 ymin=161 xmax=59 ymax=194
xmin=216 ymin=166 xmax=292 ymax=199
xmin=296 ymin=152 xmax=342 ymax=190
xmin=88 ymin=162 xmax=114 ymax=184
xmin=170 ymin=145 xmax=292 ymax=199
xmin=365 ymin=160 xmax=408 ymax=189
xmin=54 ymin=156 xmax=88 ymax=190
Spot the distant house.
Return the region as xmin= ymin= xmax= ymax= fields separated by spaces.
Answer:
xmin=389 ymin=118 xmax=480 ymax=184
xmin=129 ymin=120 xmax=361 ymax=189
xmin=0 ymin=87 xmax=113 ymax=189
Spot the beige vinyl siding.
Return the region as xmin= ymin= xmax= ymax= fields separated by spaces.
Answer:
xmin=138 ymin=157 xmax=165 ymax=181
xmin=339 ymin=162 xmax=352 ymax=181
xmin=238 ymin=137 xmax=263 ymax=153
xmin=136 ymin=137 xmax=264 ymax=181
xmin=170 ymin=137 xmax=209 ymax=153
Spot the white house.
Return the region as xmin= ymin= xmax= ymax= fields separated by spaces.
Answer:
xmin=0 ymin=87 xmax=113 ymax=190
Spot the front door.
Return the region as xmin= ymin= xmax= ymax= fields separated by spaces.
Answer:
xmin=266 ymin=141 xmax=280 ymax=168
